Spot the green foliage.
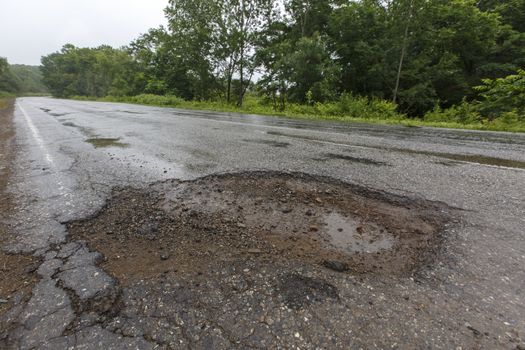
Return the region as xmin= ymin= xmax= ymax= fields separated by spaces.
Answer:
xmin=9 ymin=65 xmax=48 ymax=94
xmin=105 ymin=94 xmax=185 ymax=106
xmin=424 ymin=70 xmax=525 ymax=128
xmin=37 ymin=0 xmax=525 ymax=132
xmin=41 ymin=45 xmax=143 ymax=98
xmin=424 ymin=100 xmax=481 ymax=124
xmin=0 ymin=57 xmax=21 ymax=94
xmin=0 ymin=57 xmax=47 ymax=95
xmin=474 ymin=70 xmax=525 ymax=120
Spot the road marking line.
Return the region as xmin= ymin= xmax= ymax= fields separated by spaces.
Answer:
xmin=17 ymin=102 xmax=55 ymax=166
xmin=16 ymin=101 xmax=72 ymax=197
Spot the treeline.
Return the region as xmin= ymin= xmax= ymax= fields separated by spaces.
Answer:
xmin=0 ymin=57 xmax=48 ymax=96
xmin=41 ymin=0 xmax=525 ymax=123
xmin=41 ymin=45 xmax=143 ymax=98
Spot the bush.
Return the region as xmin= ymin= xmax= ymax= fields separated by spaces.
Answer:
xmin=475 ymin=70 xmax=525 ymax=120
xmin=321 ymin=93 xmax=402 ymax=120
xmin=424 ymin=100 xmax=480 ymax=124
xmin=102 ymin=94 xmax=185 ymax=106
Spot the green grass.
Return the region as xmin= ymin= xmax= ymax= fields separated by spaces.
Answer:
xmin=69 ymin=94 xmax=525 ymax=133
xmin=0 ymin=93 xmax=14 ymax=109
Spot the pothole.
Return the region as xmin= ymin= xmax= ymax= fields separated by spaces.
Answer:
xmin=67 ymin=172 xmax=452 ymax=286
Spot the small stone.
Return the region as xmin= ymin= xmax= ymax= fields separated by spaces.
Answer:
xmin=137 ymin=222 xmax=159 ymax=236
xmin=160 ymin=254 xmax=170 ymax=261
xmin=0 ymin=299 xmax=8 ymax=304
xmin=315 ymin=197 xmax=322 ymax=204
xmin=237 ymin=223 xmax=246 ymax=228
xmin=465 ymin=323 xmax=481 ymax=336
xmin=323 ymin=260 xmax=349 ymax=272
xmin=24 ymin=262 xmax=40 ymax=274
xmin=309 ymin=225 xmax=319 ymax=232
xmin=282 ymin=208 xmax=292 ymax=214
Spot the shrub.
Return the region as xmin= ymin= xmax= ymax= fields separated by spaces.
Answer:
xmin=424 ymin=100 xmax=480 ymax=124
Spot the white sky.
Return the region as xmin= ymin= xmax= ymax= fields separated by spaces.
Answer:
xmin=0 ymin=0 xmax=168 ymax=65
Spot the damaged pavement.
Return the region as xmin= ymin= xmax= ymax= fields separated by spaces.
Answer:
xmin=1 ymin=97 xmax=525 ymax=349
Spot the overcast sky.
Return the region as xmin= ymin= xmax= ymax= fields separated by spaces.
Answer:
xmin=0 ymin=0 xmax=168 ymax=65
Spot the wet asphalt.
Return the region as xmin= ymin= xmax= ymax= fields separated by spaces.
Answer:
xmin=1 ymin=97 xmax=525 ymax=349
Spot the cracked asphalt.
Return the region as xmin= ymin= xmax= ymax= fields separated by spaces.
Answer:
xmin=1 ymin=97 xmax=524 ymax=349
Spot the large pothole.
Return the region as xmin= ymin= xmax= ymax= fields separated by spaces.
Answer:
xmin=67 ymin=172 xmax=452 ymax=286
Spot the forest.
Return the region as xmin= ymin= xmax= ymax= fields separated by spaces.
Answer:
xmin=0 ymin=58 xmax=48 ymax=97
xmin=35 ymin=0 xmax=525 ymax=130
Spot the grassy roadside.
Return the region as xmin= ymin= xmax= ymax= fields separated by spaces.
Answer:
xmin=69 ymin=94 xmax=525 ymax=133
xmin=0 ymin=92 xmax=14 ymax=109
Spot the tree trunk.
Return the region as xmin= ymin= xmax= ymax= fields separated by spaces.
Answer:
xmin=393 ymin=0 xmax=413 ymax=105
xmin=226 ymin=58 xmax=233 ymax=103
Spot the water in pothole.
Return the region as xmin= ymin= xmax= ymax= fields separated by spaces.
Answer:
xmin=323 ymin=212 xmax=394 ymax=254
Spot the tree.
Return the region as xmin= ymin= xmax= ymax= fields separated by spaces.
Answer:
xmin=41 ymin=45 xmax=144 ymax=98
xmin=164 ymin=0 xmax=220 ymax=100
xmin=0 ymin=57 xmax=22 ymax=94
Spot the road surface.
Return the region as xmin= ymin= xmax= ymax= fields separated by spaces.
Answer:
xmin=1 ymin=97 xmax=524 ymax=349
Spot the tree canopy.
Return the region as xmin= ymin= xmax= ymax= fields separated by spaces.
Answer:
xmin=40 ymin=0 xmax=525 ymax=120
xmin=0 ymin=57 xmax=48 ymax=95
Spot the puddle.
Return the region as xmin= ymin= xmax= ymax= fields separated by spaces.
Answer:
xmin=85 ymin=138 xmax=129 ymax=148
xmin=420 ymin=151 xmax=525 ymax=169
xmin=320 ymin=153 xmax=388 ymax=166
xmin=243 ymin=138 xmax=290 ymax=148
xmin=323 ymin=212 xmax=394 ymax=254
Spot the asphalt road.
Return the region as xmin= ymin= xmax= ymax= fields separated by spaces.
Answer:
xmin=1 ymin=97 xmax=525 ymax=349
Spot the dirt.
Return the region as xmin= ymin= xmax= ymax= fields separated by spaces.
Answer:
xmin=67 ymin=172 xmax=451 ymax=288
xmin=0 ymin=99 xmax=40 ymax=317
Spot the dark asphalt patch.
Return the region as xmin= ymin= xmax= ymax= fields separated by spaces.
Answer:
xmin=317 ymin=153 xmax=388 ymax=166
xmin=119 ymin=110 xmax=146 ymax=115
xmin=417 ymin=150 xmax=525 ymax=169
xmin=242 ymin=138 xmax=291 ymax=148
xmin=276 ymin=273 xmax=339 ymax=309
xmin=267 ymin=130 xmax=525 ymax=169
